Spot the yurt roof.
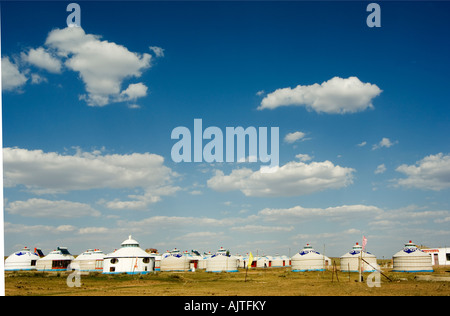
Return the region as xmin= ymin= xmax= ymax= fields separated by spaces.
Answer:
xmin=393 ymin=240 xmax=431 ymax=257
xmin=6 ymin=247 xmax=40 ymax=263
xmin=341 ymin=242 xmax=376 ymax=258
xmin=74 ymin=249 xmax=105 ymax=261
xmin=105 ymin=236 xmax=151 ymax=258
xmin=40 ymin=247 xmax=74 ymax=260
xmin=292 ymin=244 xmax=324 ymax=259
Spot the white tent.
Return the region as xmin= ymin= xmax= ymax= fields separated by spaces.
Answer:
xmin=160 ymin=248 xmax=193 ymax=272
xmin=256 ymin=256 xmax=271 ymax=268
xmin=5 ymin=247 xmax=42 ymax=271
xmin=291 ymin=244 xmax=331 ymax=272
xmin=271 ymin=254 xmax=285 ymax=267
xmin=282 ymin=255 xmax=291 ymax=267
xmin=340 ymin=242 xmax=378 ymax=273
xmin=206 ymin=247 xmax=239 ymax=272
xmin=72 ymin=249 xmax=105 ymax=272
xmin=36 ymin=247 xmax=74 ymax=272
xmin=198 ymin=252 xmax=212 ymax=269
xmin=103 ymin=235 xmax=154 ymax=275
xmin=393 ymin=241 xmax=433 ymax=272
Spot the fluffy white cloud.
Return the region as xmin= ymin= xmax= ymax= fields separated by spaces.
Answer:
xmin=207 ymin=160 xmax=355 ymax=197
xmin=119 ymin=82 xmax=148 ymax=101
xmin=258 ymin=76 xmax=382 ymax=114
xmin=259 ymin=204 xmax=383 ymax=221
xmin=372 ymin=137 xmax=397 ymax=150
xmin=1 ymin=57 xmax=28 ymax=91
xmin=21 ymin=47 xmax=62 ymax=73
xmin=149 ymin=46 xmax=165 ymax=57
xmin=295 ymin=154 xmax=313 ymax=162
xmin=374 ymin=163 xmax=387 ymax=174
xmin=3 ymin=147 xmax=179 ymax=208
xmin=6 ymin=198 xmax=100 ymax=218
xmin=394 ymin=153 xmax=450 ymax=191
xmin=284 ymin=131 xmax=306 ymax=143
xmin=44 ymin=27 xmax=151 ymax=106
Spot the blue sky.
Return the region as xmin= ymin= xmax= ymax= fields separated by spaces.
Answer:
xmin=2 ymin=1 xmax=450 ymax=259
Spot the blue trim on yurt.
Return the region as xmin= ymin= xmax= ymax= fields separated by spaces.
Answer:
xmin=207 ymin=270 xmax=238 ymax=273
xmin=392 ymin=269 xmax=434 ymax=273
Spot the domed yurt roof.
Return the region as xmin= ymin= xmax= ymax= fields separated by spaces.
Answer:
xmin=41 ymin=247 xmax=74 ymax=260
xmin=105 ymin=236 xmax=151 ymax=258
xmin=341 ymin=242 xmax=376 ymax=258
xmin=74 ymin=249 xmax=105 ymax=261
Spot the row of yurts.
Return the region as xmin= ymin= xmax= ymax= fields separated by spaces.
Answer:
xmin=5 ymin=235 xmax=435 ymax=274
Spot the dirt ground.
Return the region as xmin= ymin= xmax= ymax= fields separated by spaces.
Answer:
xmin=5 ymin=267 xmax=450 ymax=296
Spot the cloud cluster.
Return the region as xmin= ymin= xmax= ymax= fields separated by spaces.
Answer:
xmin=3 ymin=147 xmax=179 ymax=209
xmin=207 ymin=160 xmax=355 ymax=197
xmin=3 ymin=26 xmax=160 ymax=107
xmin=2 ymin=57 xmax=28 ymax=91
xmin=258 ymin=76 xmax=382 ymax=114
xmin=394 ymin=153 xmax=450 ymax=191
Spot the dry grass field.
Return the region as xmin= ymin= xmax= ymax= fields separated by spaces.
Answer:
xmin=5 ymin=265 xmax=450 ymax=296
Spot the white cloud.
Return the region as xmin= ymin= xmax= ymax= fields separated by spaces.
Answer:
xmin=284 ymin=131 xmax=306 ymax=143
xmin=207 ymin=160 xmax=355 ymax=197
xmin=372 ymin=137 xmax=398 ymax=150
xmin=357 ymin=141 xmax=367 ymax=147
xmin=295 ymin=154 xmax=313 ymax=162
xmin=3 ymin=147 xmax=179 ymax=208
xmin=149 ymin=46 xmax=165 ymax=57
xmin=119 ymin=82 xmax=148 ymax=101
xmin=1 ymin=57 xmax=28 ymax=91
xmin=6 ymin=198 xmax=100 ymax=218
xmin=258 ymin=76 xmax=382 ymax=114
xmin=45 ymin=27 xmax=152 ymax=106
xmin=374 ymin=163 xmax=387 ymax=174
xmin=259 ymin=204 xmax=383 ymax=221
xmin=394 ymin=153 xmax=450 ymax=191
xmin=21 ymin=47 xmax=62 ymax=73
xmin=230 ymin=225 xmax=294 ymax=233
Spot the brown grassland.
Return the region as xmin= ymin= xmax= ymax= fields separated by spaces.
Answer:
xmin=5 ymin=263 xmax=450 ymax=296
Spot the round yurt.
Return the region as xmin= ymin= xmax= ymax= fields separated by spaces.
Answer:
xmin=206 ymin=247 xmax=239 ymax=272
xmin=340 ymin=242 xmax=378 ymax=273
xmin=103 ymin=235 xmax=154 ymax=275
xmin=72 ymin=249 xmax=105 ymax=272
xmin=392 ymin=241 xmax=433 ymax=272
xmin=36 ymin=247 xmax=74 ymax=272
xmin=291 ymin=244 xmax=331 ymax=272
xmin=271 ymin=254 xmax=285 ymax=267
xmin=5 ymin=247 xmax=43 ymax=271
xmin=256 ymin=256 xmax=271 ymax=268
xmin=160 ymin=248 xmax=192 ymax=272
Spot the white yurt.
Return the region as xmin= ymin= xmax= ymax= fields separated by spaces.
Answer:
xmin=271 ymin=254 xmax=285 ymax=267
xmin=291 ymin=244 xmax=331 ymax=272
xmin=103 ymin=235 xmax=154 ymax=275
xmin=340 ymin=242 xmax=378 ymax=273
xmin=256 ymin=256 xmax=271 ymax=268
xmin=5 ymin=247 xmax=43 ymax=271
xmin=392 ymin=241 xmax=433 ymax=272
xmin=206 ymin=247 xmax=239 ymax=272
xmin=36 ymin=247 xmax=74 ymax=272
xmin=160 ymin=248 xmax=193 ymax=272
xmin=72 ymin=249 xmax=105 ymax=272
xmin=198 ymin=252 xmax=212 ymax=269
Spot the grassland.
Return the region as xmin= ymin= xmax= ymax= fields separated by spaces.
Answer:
xmin=5 ymin=265 xmax=450 ymax=296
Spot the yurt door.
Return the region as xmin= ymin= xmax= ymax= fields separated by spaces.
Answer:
xmin=434 ymin=254 xmax=439 ymax=266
